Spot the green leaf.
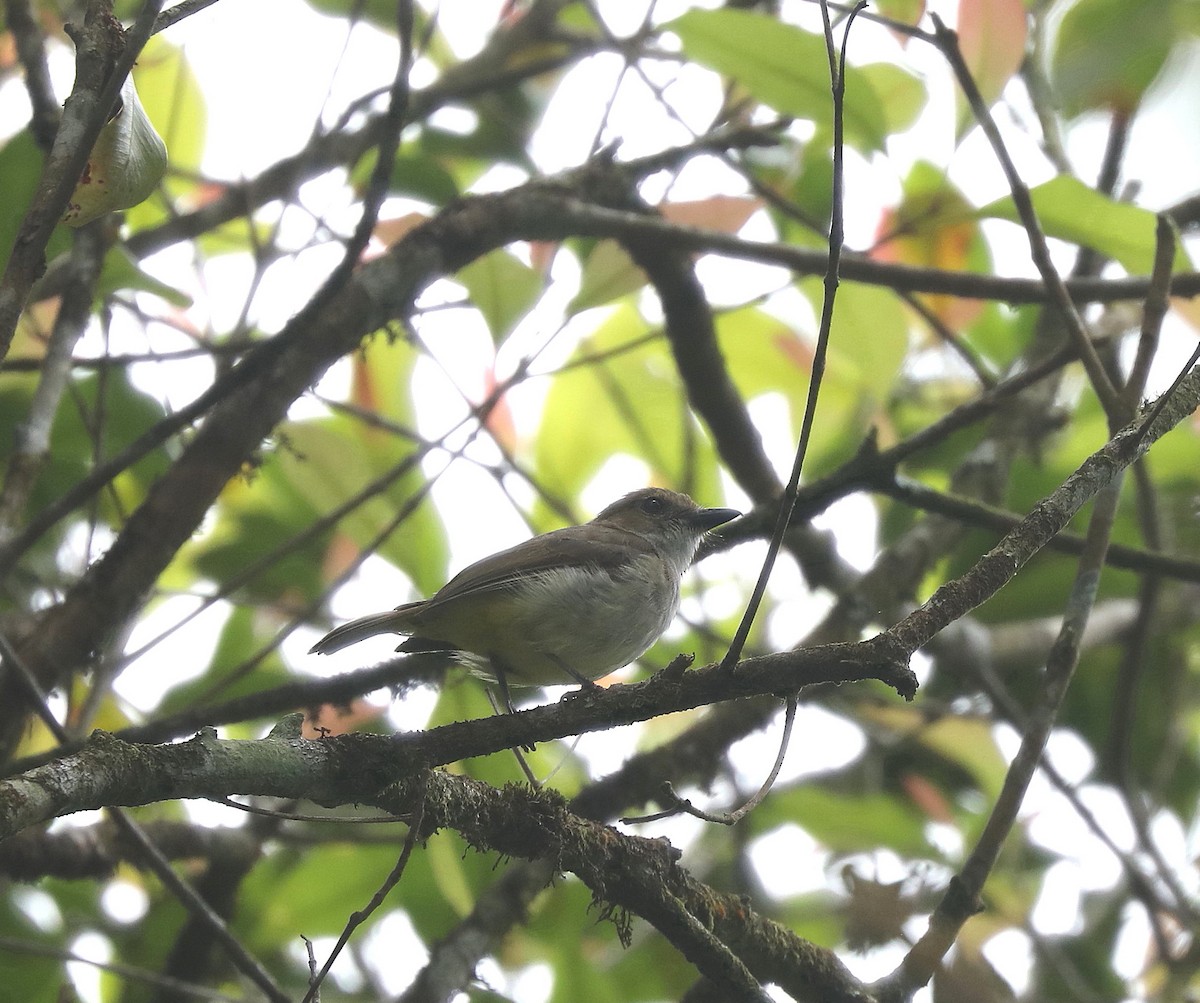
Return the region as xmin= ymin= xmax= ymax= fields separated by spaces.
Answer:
xmin=535 ymin=304 xmax=720 ymax=501
xmin=0 ymin=369 xmax=168 ymax=569
xmin=713 ymin=305 xmax=813 ymax=412
xmin=761 ymin=785 xmax=936 ymax=857
xmin=525 ymin=880 xmax=631 ymax=1003
xmin=237 ymin=842 xmax=419 ymax=945
xmin=185 ymin=336 xmax=448 ymax=603
xmin=916 ymin=715 xmax=1009 ymax=801
xmin=300 ymin=333 xmax=449 ymax=595
xmin=795 ymin=279 xmax=910 ymax=474
xmin=569 ymin=241 xmax=647 ymax=314
xmin=153 ymin=605 xmax=292 ymax=718
xmin=0 ymin=931 xmax=60 ymax=1003
xmin=0 ymin=130 xmax=71 ymax=276
xmin=392 ymin=150 xmax=460 ymax=204
xmin=353 ymin=147 xmax=461 ymax=205
xmin=183 ymin=451 xmax=330 ymax=603
xmin=275 ymin=415 xmax=448 ymax=596
xmin=1052 ymin=0 xmax=1175 ymax=116
xmin=861 ymin=62 xmax=928 ymax=136
xmin=669 ymin=8 xmax=922 ymax=150
xmin=599 ymin=927 xmax=696 ymax=1001
xmin=457 ymin=249 xmax=543 ymax=345
xmin=960 ymin=301 xmax=1038 ymax=370
xmin=980 ymin=175 xmax=1193 ymax=274
xmin=534 ymin=304 xmax=664 ymax=495
xmin=861 ymin=703 xmax=1008 ymax=801
xmin=55 ymin=373 xmax=171 ymax=520
xmin=874 ymin=0 xmax=926 ymax=25
xmin=97 ymin=246 xmax=192 ymax=305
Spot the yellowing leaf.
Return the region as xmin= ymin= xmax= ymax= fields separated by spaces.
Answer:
xmin=872 ymin=163 xmax=989 ymax=330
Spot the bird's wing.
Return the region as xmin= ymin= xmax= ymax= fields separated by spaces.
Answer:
xmin=418 ymin=523 xmax=636 ymax=612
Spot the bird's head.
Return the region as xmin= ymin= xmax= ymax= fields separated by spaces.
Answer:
xmin=592 ymin=488 xmax=739 ymax=567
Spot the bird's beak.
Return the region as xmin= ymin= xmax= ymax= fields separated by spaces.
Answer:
xmin=693 ymin=507 xmax=741 ymax=531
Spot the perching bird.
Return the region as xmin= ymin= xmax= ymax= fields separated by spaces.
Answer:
xmin=310 ymin=487 xmax=739 ymax=688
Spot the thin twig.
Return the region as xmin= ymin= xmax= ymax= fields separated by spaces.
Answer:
xmin=0 ymin=223 xmax=110 ymax=542
xmin=1125 ymin=214 xmax=1176 ymax=407
xmin=874 ymin=475 xmax=1200 ymax=582
xmin=883 ymin=469 xmax=1126 ymax=998
xmin=0 ymin=630 xmax=289 ymax=1002
xmin=720 ymin=0 xmax=868 ymax=670
xmin=649 ymin=696 xmax=797 ymax=826
xmin=300 ymin=775 xmax=428 ymax=1003
xmin=151 ymin=0 xmax=223 ymax=34
xmin=928 ymin=13 xmax=1124 ymax=421
xmin=0 ymin=934 xmax=241 ymax=1001
xmin=881 ymin=365 xmax=1200 ymax=660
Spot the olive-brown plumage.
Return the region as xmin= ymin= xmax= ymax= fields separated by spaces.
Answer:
xmin=310 ymin=488 xmax=738 ymax=686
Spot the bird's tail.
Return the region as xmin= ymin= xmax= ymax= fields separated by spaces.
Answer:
xmin=309 ymin=603 xmax=422 ymax=655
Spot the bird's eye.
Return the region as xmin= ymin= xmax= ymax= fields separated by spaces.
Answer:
xmin=640 ymin=495 xmax=665 ymax=515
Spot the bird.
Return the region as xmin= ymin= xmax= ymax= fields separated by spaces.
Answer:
xmin=309 ymin=487 xmax=739 ymax=690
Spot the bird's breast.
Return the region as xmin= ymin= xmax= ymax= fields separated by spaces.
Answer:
xmin=494 ymin=554 xmax=680 ymax=682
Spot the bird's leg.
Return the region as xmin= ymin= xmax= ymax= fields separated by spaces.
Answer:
xmin=550 ymin=654 xmax=601 ymax=692
xmin=487 ymin=656 xmax=536 ymax=753
xmin=491 ymin=662 xmax=517 ymax=715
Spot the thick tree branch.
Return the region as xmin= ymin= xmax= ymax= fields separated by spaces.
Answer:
xmin=0 ymin=730 xmax=871 ymax=1002
xmin=0 ymin=647 xmax=911 ymax=838
xmin=0 ymin=818 xmax=259 ymax=881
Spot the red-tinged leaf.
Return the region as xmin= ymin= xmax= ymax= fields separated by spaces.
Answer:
xmin=350 ymin=352 xmax=382 ymax=416
xmin=372 ymin=211 xmax=428 ymax=250
xmin=956 ymin=0 xmax=1028 ymax=138
xmin=774 ymin=327 xmax=815 ymax=372
xmin=320 ymin=530 xmax=366 ymax=584
xmin=902 ymin=772 xmax=954 ymax=823
xmin=482 ymin=365 xmax=517 ymax=452
xmin=660 ymin=195 xmax=764 ymax=234
xmin=1168 ymin=297 xmax=1200 ymax=337
xmin=528 ymin=239 xmax=560 ymax=274
xmin=179 ymin=179 xmax=232 ymax=210
xmin=303 ymin=699 xmax=387 ymax=737
xmin=874 ymin=206 xmax=985 ymax=331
